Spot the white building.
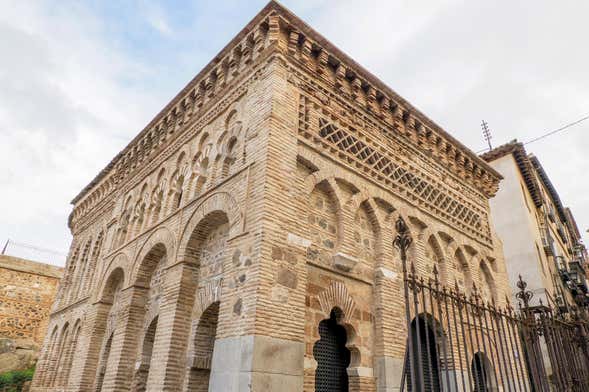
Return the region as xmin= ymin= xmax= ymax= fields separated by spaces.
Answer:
xmin=482 ymin=141 xmax=587 ymax=311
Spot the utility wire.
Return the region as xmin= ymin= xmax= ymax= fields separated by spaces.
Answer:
xmin=523 ymin=114 xmax=589 ymax=145
xmin=477 ymin=113 xmax=589 ymax=153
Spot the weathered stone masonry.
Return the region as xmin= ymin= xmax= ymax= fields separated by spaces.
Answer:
xmin=32 ymin=2 xmax=511 ymax=391
xmin=0 ymin=255 xmax=63 ymax=346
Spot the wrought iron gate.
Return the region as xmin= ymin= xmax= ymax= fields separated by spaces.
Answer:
xmin=394 ymin=217 xmax=589 ymax=392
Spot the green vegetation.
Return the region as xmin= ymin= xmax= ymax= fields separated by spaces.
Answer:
xmin=0 ymin=366 xmax=35 ymax=392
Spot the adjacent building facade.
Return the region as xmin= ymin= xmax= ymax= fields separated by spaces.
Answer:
xmin=0 ymin=255 xmax=63 ymax=346
xmin=482 ymin=141 xmax=588 ymax=311
xmin=0 ymin=255 xmax=63 ymax=374
xmin=32 ymin=2 xmax=515 ymax=391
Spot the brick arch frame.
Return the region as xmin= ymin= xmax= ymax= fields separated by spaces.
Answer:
xmin=194 ymin=279 xmax=223 ymax=316
xmin=420 ymin=228 xmax=448 ymax=283
xmin=315 ymin=281 xmax=365 ymax=382
xmin=317 ymin=282 xmax=361 ymax=361
xmin=346 ymin=192 xmax=385 ymax=265
xmin=450 ymin=242 xmax=475 ymax=293
xmin=477 ymin=255 xmax=498 ymax=302
xmin=130 ymin=226 xmax=176 ymax=287
xmin=177 ymin=191 xmax=243 ymax=261
xmin=95 ymin=252 xmax=129 ymax=301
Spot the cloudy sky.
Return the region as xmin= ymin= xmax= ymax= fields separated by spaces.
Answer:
xmin=1 ymin=0 xmax=588 ymax=266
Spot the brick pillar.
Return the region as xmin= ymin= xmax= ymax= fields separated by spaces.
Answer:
xmin=31 ymin=325 xmax=57 ymax=389
xmin=373 ymin=227 xmax=407 ymax=392
xmin=146 ymin=262 xmax=197 ymax=391
xmin=68 ymin=302 xmax=111 ymax=391
xmin=101 ymin=286 xmax=148 ymax=392
xmin=55 ymin=329 xmax=74 ymax=387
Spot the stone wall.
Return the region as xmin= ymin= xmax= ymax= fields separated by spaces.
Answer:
xmin=0 ymin=255 xmax=63 ymax=346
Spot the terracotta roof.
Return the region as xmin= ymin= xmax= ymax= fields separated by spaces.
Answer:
xmin=480 ymin=140 xmax=542 ymax=208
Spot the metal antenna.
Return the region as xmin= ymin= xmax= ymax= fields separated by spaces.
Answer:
xmin=481 ymin=120 xmax=493 ymax=151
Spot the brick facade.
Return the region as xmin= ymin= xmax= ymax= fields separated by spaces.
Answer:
xmin=32 ymin=2 xmax=512 ymax=391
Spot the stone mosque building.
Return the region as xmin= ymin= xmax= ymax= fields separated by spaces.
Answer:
xmin=31 ymin=2 xmax=512 ymax=391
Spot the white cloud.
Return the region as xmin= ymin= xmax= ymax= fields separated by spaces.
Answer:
xmin=143 ymin=2 xmax=174 ymax=36
xmin=291 ymin=0 xmax=589 ymax=245
xmin=0 ymin=0 xmax=163 ymax=265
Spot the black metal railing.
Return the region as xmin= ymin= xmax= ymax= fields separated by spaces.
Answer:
xmin=395 ymin=217 xmax=589 ymax=392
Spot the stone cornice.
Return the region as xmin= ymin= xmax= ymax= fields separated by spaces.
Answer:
xmin=70 ymin=0 xmax=501 ymax=226
xmin=70 ymin=1 xmax=282 ymax=208
xmin=265 ymin=2 xmax=502 ymax=198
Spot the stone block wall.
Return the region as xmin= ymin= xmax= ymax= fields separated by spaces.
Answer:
xmin=0 ymin=255 xmax=63 ymax=346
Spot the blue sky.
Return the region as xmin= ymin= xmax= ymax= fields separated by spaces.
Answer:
xmin=1 ymin=0 xmax=588 ymax=266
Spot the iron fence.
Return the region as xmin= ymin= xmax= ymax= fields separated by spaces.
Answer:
xmin=394 ymin=217 xmax=589 ymax=392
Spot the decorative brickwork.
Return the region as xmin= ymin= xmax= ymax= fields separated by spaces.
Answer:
xmin=32 ymin=2 xmax=511 ymax=391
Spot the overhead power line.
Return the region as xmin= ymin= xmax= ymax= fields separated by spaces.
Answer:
xmin=523 ymin=114 xmax=589 ymax=145
xmin=476 ymin=113 xmax=589 ymax=153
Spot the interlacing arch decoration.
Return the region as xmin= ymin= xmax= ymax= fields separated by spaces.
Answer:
xmin=57 ymin=245 xmax=80 ymax=308
xmin=116 ymin=196 xmax=134 ymax=247
xmin=218 ymin=109 xmax=245 ymax=178
xmin=300 ymin=111 xmax=490 ymax=242
xmin=130 ymin=184 xmax=150 ymax=238
xmin=70 ymin=240 xmax=92 ymax=302
xmin=421 ymin=230 xmax=448 ymax=286
xmin=452 ymin=245 xmax=474 ymax=295
xmin=81 ymin=231 xmax=105 ymax=297
xmin=190 ymin=131 xmax=213 ymax=198
xmin=149 ymin=170 xmax=167 ymax=226
xmin=478 ymin=257 xmax=497 ymax=303
xmin=166 ymin=151 xmax=191 ymax=214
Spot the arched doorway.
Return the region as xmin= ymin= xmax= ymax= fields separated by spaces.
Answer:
xmin=313 ymin=308 xmax=351 ymax=392
xmin=471 ymin=352 xmax=495 ymax=392
xmin=133 ymin=316 xmax=158 ymax=392
xmin=95 ymin=334 xmax=113 ymax=392
xmin=405 ymin=315 xmax=441 ymax=392
xmin=94 ymin=267 xmax=124 ymax=392
xmin=181 ymin=210 xmax=230 ymax=391
xmin=186 ymin=302 xmax=220 ymax=391
xmin=131 ymin=243 xmax=167 ymax=391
